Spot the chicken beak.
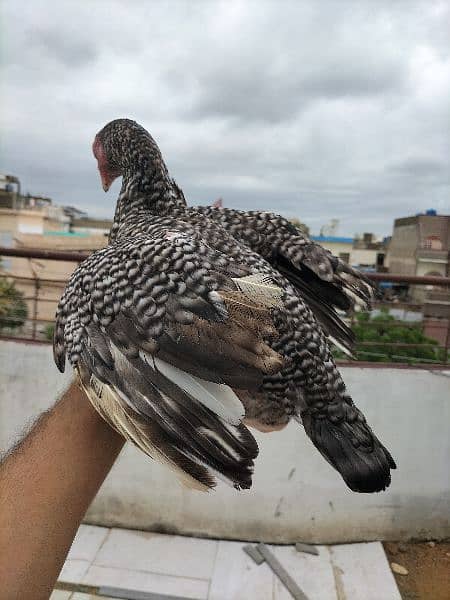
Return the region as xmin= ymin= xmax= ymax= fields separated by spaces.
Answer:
xmin=102 ymin=177 xmax=111 ymax=192
xmin=99 ymin=168 xmax=114 ymax=192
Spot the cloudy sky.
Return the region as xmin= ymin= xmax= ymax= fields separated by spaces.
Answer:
xmin=1 ymin=1 xmax=449 ymax=237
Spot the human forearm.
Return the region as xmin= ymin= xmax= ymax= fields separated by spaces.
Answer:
xmin=0 ymin=381 xmax=125 ymax=600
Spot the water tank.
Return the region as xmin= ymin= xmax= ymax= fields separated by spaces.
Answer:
xmin=426 ymin=209 xmax=437 ymax=216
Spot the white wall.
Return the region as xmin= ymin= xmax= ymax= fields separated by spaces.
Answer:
xmin=1 ymin=340 xmax=449 ymax=543
xmin=316 ymin=241 xmax=353 ymax=259
xmin=351 ymin=247 xmax=379 ymax=267
xmin=416 ymin=260 xmax=447 ymax=277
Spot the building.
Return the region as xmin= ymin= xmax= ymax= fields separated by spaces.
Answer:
xmin=0 ymin=188 xmax=72 ymax=286
xmin=0 ymin=190 xmax=70 ymax=246
xmin=1 ymin=174 xmax=72 ymax=251
xmin=311 ymin=234 xmax=386 ymax=270
xmin=3 ymin=232 xmax=108 ymax=331
xmin=351 ymin=233 xmax=387 ymax=271
xmin=0 ymin=174 xmax=110 ymax=332
xmin=386 ymin=210 xmax=450 ymax=302
xmin=386 ymin=210 xmax=449 ymax=278
xmin=312 ymin=235 xmax=354 ymax=264
xmin=70 ymin=216 xmax=113 ymax=236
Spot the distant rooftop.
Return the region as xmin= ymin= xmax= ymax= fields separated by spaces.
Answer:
xmin=72 ymin=217 xmax=113 ymax=229
xmin=43 ymin=231 xmax=89 ymax=237
xmin=312 ymin=235 xmax=354 ymax=244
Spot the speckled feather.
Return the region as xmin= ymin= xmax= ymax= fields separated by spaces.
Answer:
xmin=54 ymin=119 xmax=395 ymax=493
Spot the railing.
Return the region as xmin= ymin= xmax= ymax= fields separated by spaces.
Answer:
xmin=0 ymin=247 xmax=89 ymax=344
xmin=0 ymin=247 xmax=449 ymax=366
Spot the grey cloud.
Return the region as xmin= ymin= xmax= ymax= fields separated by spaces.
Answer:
xmin=388 ymin=157 xmax=449 ymax=177
xmin=0 ymin=0 xmax=449 ymax=238
xmin=30 ymin=29 xmax=97 ymax=68
xmin=167 ymin=12 xmax=408 ymax=124
xmin=185 ymin=48 xmax=405 ymax=124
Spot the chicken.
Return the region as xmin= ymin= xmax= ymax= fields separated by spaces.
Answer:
xmin=54 ymin=118 xmax=395 ymax=493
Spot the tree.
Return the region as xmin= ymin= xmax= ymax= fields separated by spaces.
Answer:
xmin=0 ymin=278 xmax=28 ymax=331
xmin=44 ymin=323 xmax=55 ymax=341
xmin=334 ymin=308 xmax=446 ymax=364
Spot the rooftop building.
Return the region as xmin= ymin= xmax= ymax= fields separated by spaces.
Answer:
xmin=311 ymin=234 xmax=386 ymax=271
xmin=0 ymin=174 xmax=110 ymax=328
xmin=386 ymin=211 xmax=450 ymax=302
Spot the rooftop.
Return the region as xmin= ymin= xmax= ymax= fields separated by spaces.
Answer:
xmin=311 ymin=235 xmax=354 ymax=244
xmin=51 ymin=524 xmax=401 ymax=599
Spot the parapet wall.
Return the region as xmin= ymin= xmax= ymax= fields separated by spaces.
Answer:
xmin=1 ymin=340 xmax=449 ymax=543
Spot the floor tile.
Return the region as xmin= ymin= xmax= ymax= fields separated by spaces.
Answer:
xmin=49 ymin=591 xmax=72 ymax=600
xmin=328 ymin=542 xmax=401 ymax=600
xmin=272 ymin=545 xmax=337 ymax=600
xmin=58 ymin=559 xmax=91 ymax=583
xmin=67 ymin=524 xmax=110 ymax=562
xmin=56 ymin=527 xmax=400 ymax=600
xmin=208 ymin=541 xmax=274 ymax=600
xmin=70 ymin=594 xmax=118 ymax=600
xmin=83 ymin=564 xmax=209 ymax=599
xmin=94 ymin=528 xmax=218 ymax=580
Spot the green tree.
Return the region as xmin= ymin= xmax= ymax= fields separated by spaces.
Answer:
xmin=0 ymin=278 xmax=28 ymax=331
xmin=334 ymin=308 xmax=446 ymax=364
xmin=44 ymin=323 xmax=55 ymax=341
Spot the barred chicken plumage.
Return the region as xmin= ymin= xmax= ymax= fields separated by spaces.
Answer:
xmin=184 ymin=207 xmax=377 ymax=356
xmin=54 ymin=119 xmax=395 ymax=492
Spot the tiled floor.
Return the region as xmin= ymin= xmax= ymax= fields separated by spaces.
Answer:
xmin=51 ymin=524 xmax=401 ymax=600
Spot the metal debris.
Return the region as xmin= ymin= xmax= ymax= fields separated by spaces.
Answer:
xmin=256 ymin=543 xmax=310 ymax=600
xmin=56 ymin=581 xmax=193 ymax=599
xmin=295 ymin=542 xmax=319 ymax=556
xmin=243 ymin=544 xmax=265 ymax=565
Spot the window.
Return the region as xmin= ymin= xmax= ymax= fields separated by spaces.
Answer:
xmin=423 ymin=236 xmax=442 ymax=250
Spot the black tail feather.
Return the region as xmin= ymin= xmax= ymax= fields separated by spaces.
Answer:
xmin=302 ymin=412 xmax=396 ymax=493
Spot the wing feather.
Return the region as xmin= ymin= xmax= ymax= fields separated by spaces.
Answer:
xmin=190 ymin=207 xmax=378 ymax=354
xmin=55 ymin=233 xmax=284 ymax=489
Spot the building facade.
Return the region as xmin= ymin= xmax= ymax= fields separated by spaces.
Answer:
xmin=0 ymin=178 xmax=110 ymax=333
xmin=311 ymin=234 xmax=385 ymax=270
xmin=386 ymin=211 xmax=450 ymax=304
xmin=386 ymin=213 xmax=450 ymax=278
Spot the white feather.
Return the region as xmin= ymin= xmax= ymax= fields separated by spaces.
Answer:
xmin=232 ymin=273 xmax=283 ymax=308
xmin=150 ymin=355 xmax=245 ymax=425
xmin=181 ymin=448 xmax=243 ymax=489
xmin=329 ymin=335 xmax=355 ymax=359
xmin=197 ymin=427 xmax=241 ymax=461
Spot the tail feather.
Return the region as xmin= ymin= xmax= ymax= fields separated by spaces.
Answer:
xmin=301 ymin=406 xmax=396 ymax=493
